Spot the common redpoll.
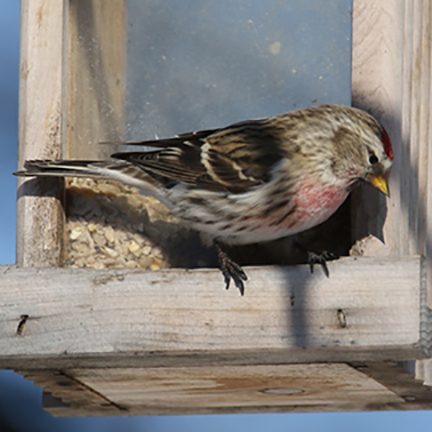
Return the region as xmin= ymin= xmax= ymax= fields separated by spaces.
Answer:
xmin=15 ymin=104 xmax=393 ymax=294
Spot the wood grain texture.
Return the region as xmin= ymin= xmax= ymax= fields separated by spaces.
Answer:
xmin=349 ymin=361 xmax=432 ymax=411
xmin=351 ymin=0 xmax=404 ymax=253
xmin=67 ymin=0 xmax=126 ymax=159
xmin=16 ymin=0 xmax=67 ymax=267
xmin=0 ymin=257 xmax=430 ymax=368
xmin=352 ymin=0 xmax=432 ymax=389
xmin=31 ymin=364 xmax=403 ymax=416
xmin=352 ymin=0 xmax=432 ymax=270
xmin=20 ymin=362 xmax=432 ymax=416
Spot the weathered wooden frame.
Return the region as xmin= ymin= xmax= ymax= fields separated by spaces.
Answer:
xmin=4 ymin=0 xmax=432 ymax=416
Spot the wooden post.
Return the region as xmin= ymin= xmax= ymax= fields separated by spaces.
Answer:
xmin=16 ymin=0 xmax=68 ymax=267
xmin=351 ymin=0 xmax=404 ymax=252
xmin=16 ymin=0 xmax=127 ymax=263
xmin=352 ymin=0 xmax=432 ymax=384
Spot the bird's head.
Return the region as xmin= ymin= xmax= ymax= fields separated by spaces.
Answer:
xmin=363 ymin=126 xmax=393 ymax=195
xmin=328 ymin=106 xmax=393 ymax=195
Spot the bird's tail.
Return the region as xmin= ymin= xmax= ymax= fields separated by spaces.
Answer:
xmin=14 ymin=159 xmax=168 ymax=202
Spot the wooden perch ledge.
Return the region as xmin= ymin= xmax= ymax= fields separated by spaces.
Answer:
xmin=1 ymin=256 xmax=430 ymax=369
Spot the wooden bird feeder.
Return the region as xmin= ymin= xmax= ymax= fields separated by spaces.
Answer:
xmin=2 ymin=0 xmax=432 ymax=416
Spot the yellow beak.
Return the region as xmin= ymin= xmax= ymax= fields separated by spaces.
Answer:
xmin=370 ymin=174 xmax=389 ymax=196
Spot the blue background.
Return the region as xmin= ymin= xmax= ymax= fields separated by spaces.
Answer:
xmin=1 ymin=2 xmax=432 ymax=431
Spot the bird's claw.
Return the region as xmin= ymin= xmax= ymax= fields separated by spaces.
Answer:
xmin=307 ymin=251 xmax=338 ymax=278
xmin=215 ymin=243 xmax=248 ymax=295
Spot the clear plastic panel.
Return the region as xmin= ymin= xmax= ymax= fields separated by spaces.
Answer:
xmin=126 ymin=0 xmax=353 ymax=141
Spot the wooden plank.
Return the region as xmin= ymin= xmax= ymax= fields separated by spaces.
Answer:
xmin=33 ymin=364 xmax=403 ymax=416
xmin=16 ymin=0 xmax=67 ymax=267
xmin=352 ymin=361 xmax=432 ymax=411
xmin=0 ymin=257 xmax=429 ymax=369
xmin=29 ymin=361 xmax=432 ymax=416
xmin=19 ymin=369 xmax=124 ymax=416
xmin=20 ymin=361 xmax=432 ymax=417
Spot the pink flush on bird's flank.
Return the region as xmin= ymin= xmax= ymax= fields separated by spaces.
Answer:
xmin=289 ymin=176 xmax=350 ymax=234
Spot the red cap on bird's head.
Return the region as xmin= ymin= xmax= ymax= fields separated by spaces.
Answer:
xmin=381 ymin=127 xmax=393 ymax=161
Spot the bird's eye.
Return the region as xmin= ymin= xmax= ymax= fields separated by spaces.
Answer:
xmin=369 ymin=153 xmax=379 ymax=165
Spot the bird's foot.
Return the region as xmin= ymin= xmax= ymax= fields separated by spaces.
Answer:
xmin=215 ymin=242 xmax=248 ymax=295
xmin=307 ymin=251 xmax=339 ymax=278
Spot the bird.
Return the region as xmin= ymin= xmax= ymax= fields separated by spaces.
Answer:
xmin=15 ymin=104 xmax=393 ymax=295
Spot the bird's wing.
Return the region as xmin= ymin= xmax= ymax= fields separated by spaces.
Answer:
xmin=112 ymin=118 xmax=288 ymax=193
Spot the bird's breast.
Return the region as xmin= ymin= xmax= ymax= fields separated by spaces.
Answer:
xmin=288 ymin=176 xmax=350 ymax=232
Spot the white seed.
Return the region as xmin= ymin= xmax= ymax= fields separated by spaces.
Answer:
xmin=69 ymin=225 xmax=83 ymax=240
xmin=104 ymin=226 xmax=115 ymax=243
xmin=142 ymin=245 xmax=152 ymax=256
xmin=150 ymin=259 xmax=162 ymax=271
xmin=103 ymin=247 xmax=118 ymax=258
xmin=87 ymin=221 xmax=97 ymax=232
xmin=128 ymin=240 xmax=141 ymax=255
